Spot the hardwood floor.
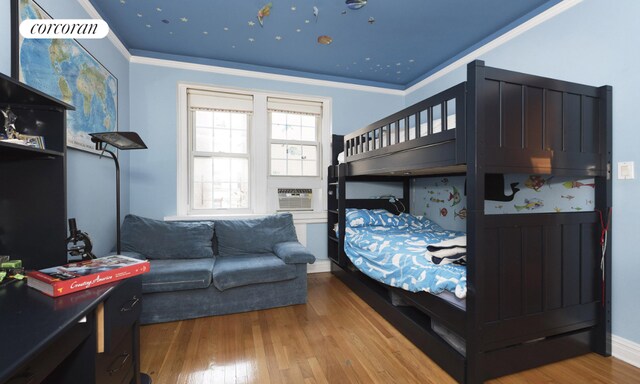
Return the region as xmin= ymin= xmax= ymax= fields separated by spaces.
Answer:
xmin=140 ymin=273 xmax=639 ymax=384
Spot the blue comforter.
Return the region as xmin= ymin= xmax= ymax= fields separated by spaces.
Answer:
xmin=343 ymin=209 xmax=467 ymax=298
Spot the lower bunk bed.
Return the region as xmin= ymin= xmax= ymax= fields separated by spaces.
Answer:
xmin=327 ymin=60 xmax=612 ymax=384
xmin=332 ymin=204 xmax=606 ymax=383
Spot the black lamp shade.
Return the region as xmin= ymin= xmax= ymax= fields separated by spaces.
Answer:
xmin=90 ymin=131 xmax=147 ymax=150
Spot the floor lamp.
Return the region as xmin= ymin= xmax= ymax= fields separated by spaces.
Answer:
xmin=90 ymin=132 xmax=147 ymax=255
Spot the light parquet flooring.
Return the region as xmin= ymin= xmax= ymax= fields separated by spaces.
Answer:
xmin=140 ymin=273 xmax=640 ymax=384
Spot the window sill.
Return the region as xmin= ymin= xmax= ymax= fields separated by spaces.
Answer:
xmin=165 ymin=211 xmax=327 ymax=224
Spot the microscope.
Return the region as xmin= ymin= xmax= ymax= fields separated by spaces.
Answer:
xmin=66 ymin=218 xmax=97 ymax=261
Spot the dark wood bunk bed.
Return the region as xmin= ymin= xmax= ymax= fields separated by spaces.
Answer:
xmin=326 ymin=60 xmax=612 ymax=384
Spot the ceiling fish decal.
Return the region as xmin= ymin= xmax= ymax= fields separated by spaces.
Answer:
xmin=430 ymin=197 xmax=444 ymax=203
xmin=554 ymin=207 xmax=562 ymax=212
xmin=561 ymin=195 xmax=575 ymax=200
xmin=257 ymin=2 xmax=272 ymax=27
xmin=525 ymin=175 xmax=553 ymax=192
xmin=313 ymin=6 xmax=319 ymax=22
xmin=563 ymin=180 xmax=595 ymax=189
xmin=440 ymin=208 xmax=448 ymax=217
xmin=448 ymin=185 xmax=461 ymax=207
xmin=514 ymin=198 xmax=544 ymax=212
xmin=346 ymin=0 xmax=367 ymax=10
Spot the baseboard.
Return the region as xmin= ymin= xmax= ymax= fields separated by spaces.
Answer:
xmin=612 ymin=334 xmax=640 ymax=368
xmin=308 ymin=259 xmax=331 ymax=274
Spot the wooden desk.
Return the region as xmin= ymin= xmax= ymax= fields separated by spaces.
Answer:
xmin=0 ymin=277 xmax=145 ymax=384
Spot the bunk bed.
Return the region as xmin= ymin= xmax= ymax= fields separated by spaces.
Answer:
xmin=326 ymin=60 xmax=612 ymax=384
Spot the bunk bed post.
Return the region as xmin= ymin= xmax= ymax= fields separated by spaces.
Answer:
xmin=403 ymin=177 xmax=411 ymax=212
xmin=465 ymin=59 xmax=486 ymax=384
xmin=455 ymin=87 xmax=467 ymax=165
xmin=338 ymin=163 xmax=348 ymax=268
xmin=594 ymin=85 xmax=613 ymax=356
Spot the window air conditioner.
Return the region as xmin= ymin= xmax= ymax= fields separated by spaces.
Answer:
xmin=277 ymin=188 xmax=313 ymax=211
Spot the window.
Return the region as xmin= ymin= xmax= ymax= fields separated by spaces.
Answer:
xmin=178 ymin=85 xmax=331 ymax=216
xmin=188 ymin=90 xmax=252 ymax=211
xmin=268 ymin=97 xmax=322 ymax=177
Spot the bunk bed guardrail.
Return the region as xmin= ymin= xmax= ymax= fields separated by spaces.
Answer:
xmin=344 ymin=82 xmax=467 ymax=171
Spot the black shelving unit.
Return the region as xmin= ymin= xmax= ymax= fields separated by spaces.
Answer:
xmin=327 ymin=163 xmax=347 ymax=268
xmin=0 ymin=72 xmax=74 ymax=270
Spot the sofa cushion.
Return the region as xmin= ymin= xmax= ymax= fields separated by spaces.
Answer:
xmin=211 ymin=254 xmax=297 ymax=291
xmin=121 ymin=214 xmax=214 ymax=260
xmin=215 ymin=213 xmax=297 ymax=257
xmin=142 ymin=258 xmax=214 ymax=294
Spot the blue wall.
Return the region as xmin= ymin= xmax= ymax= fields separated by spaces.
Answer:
xmin=0 ymin=4 xmax=9 ymax=72
xmin=128 ymin=63 xmax=404 ymax=219
xmin=405 ymin=0 xmax=640 ymax=345
xmin=128 ymin=62 xmax=404 ymax=259
xmin=0 ymin=0 xmax=131 ymax=256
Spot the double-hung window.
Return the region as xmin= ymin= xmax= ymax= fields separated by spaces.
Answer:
xmin=188 ymin=90 xmax=252 ymax=211
xmin=179 ymin=85 xmax=330 ymax=216
xmin=268 ymin=97 xmax=322 ymax=177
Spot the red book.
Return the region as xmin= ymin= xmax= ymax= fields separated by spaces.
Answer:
xmin=26 ymin=255 xmax=150 ymax=297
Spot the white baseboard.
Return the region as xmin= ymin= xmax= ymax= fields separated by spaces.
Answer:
xmin=307 ymin=259 xmax=331 ymax=274
xmin=612 ymin=334 xmax=640 ymax=368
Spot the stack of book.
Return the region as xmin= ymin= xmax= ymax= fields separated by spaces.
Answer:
xmin=27 ymin=255 xmax=149 ymax=297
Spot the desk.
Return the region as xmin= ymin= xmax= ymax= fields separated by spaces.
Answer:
xmin=0 ymin=277 xmax=146 ymax=384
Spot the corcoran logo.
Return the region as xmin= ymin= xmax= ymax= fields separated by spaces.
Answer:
xmin=20 ymin=19 xmax=109 ymax=39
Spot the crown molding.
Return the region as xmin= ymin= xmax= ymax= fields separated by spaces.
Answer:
xmin=75 ymin=0 xmax=131 ymax=60
xmin=130 ymin=56 xmax=405 ymax=95
xmin=405 ymin=0 xmax=583 ymax=95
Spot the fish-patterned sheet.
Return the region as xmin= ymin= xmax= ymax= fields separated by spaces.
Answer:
xmin=343 ymin=209 xmax=467 ymax=299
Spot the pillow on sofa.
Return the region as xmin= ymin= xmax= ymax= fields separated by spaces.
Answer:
xmin=121 ymin=214 xmax=214 ymax=260
xmin=215 ymin=213 xmax=298 ymax=257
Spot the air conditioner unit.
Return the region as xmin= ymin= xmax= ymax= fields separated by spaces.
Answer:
xmin=277 ymin=188 xmax=313 ymax=211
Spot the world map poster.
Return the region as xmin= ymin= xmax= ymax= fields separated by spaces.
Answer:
xmin=13 ymin=0 xmax=118 ymax=153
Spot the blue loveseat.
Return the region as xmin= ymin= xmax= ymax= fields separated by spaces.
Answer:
xmin=119 ymin=213 xmax=315 ymax=324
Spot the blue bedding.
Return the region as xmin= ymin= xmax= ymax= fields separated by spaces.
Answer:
xmin=343 ymin=209 xmax=467 ymax=299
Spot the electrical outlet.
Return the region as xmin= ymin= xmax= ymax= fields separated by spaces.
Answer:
xmin=618 ymin=161 xmax=635 ymax=180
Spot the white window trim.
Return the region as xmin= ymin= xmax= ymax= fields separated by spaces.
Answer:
xmin=177 ymin=82 xmax=332 ymax=217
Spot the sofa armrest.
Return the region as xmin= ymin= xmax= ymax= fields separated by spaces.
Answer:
xmin=273 ymin=242 xmax=315 ymax=264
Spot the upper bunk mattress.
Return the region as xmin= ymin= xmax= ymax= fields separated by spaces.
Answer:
xmin=342 ymin=209 xmax=467 ymax=299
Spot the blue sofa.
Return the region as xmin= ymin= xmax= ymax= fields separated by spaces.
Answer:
xmin=119 ymin=213 xmax=316 ymax=324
